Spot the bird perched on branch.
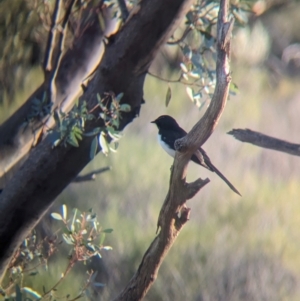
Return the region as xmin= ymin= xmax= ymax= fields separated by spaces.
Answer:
xmin=151 ymin=115 xmax=241 ymax=196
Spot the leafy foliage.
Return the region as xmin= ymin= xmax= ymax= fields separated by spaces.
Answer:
xmin=50 ymin=92 xmax=130 ymax=160
xmin=50 ymin=100 xmax=94 ymax=148
xmin=163 ymin=0 xmax=251 ymax=108
xmin=26 ymin=92 xmax=53 ymax=124
xmin=2 ymin=205 xmax=112 ymax=300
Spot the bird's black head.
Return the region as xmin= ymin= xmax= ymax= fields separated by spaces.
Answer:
xmin=151 ymin=115 xmax=180 ymax=130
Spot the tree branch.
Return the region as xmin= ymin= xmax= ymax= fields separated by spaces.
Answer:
xmin=43 ymin=0 xmax=62 ymax=74
xmin=0 ymin=6 xmax=109 ymax=186
xmin=113 ymin=0 xmax=233 ymax=300
xmin=73 ymin=167 xmax=111 ymax=183
xmin=49 ymin=0 xmax=77 ymax=101
xmin=228 ymin=128 xmax=300 ymax=156
xmin=0 ymin=0 xmax=195 ymax=281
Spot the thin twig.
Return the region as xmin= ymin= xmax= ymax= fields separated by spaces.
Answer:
xmin=148 ymin=71 xmax=208 ymax=89
xmin=148 ymin=72 xmax=181 ymax=83
xmin=167 ymin=26 xmax=192 ymax=45
xmin=73 ymin=167 xmax=111 ymax=183
xmin=43 ymin=0 xmax=62 ymax=75
xmin=42 ymin=260 xmax=75 ymax=296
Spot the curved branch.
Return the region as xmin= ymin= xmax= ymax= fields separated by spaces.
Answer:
xmin=113 ymin=0 xmax=233 ymax=300
xmin=228 ymin=128 xmax=300 ymax=156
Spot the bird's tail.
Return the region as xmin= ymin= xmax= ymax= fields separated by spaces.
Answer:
xmin=209 ymin=162 xmax=242 ymax=196
xmin=197 ymin=148 xmax=241 ymax=196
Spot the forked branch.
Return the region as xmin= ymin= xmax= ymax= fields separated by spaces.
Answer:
xmin=113 ymin=0 xmax=233 ymax=300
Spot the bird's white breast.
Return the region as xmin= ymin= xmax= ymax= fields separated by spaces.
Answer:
xmin=157 ymin=134 xmax=176 ymax=158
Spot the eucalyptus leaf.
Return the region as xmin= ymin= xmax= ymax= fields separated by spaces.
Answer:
xmin=186 ymin=86 xmax=194 ymax=101
xmin=67 ymin=132 xmax=79 ymax=147
xmin=102 ymin=246 xmax=113 ymax=250
xmin=62 ymin=233 xmax=74 ymax=245
xmin=115 ymin=92 xmax=124 ymax=102
xmin=51 ymin=212 xmax=63 ymax=220
xmin=90 ymin=136 xmax=98 ymax=160
xmin=99 ymin=132 xmax=109 ymax=155
xmin=85 ymin=127 xmax=102 ymax=137
xmin=119 ymin=104 xmax=131 ymax=112
xmin=62 ymin=204 xmax=67 ymax=220
xmin=165 ymin=86 xmax=172 ymax=107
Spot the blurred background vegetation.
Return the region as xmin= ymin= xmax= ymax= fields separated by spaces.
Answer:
xmin=2 ymin=0 xmax=300 ymax=300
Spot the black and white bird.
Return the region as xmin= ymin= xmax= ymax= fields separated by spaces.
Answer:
xmin=151 ymin=115 xmax=241 ymax=196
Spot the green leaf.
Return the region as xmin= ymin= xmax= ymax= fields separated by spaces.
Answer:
xmin=180 ymin=62 xmax=188 ymax=73
xmin=51 ymin=213 xmax=63 ymax=220
xmin=186 ymin=86 xmax=194 ymax=102
xmin=15 ymin=284 xmax=22 ymax=301
xmin=229 ymin=82 xmax=239 ymax=96
xmin=96 ymin=93 xmax=101 ymax=103
xmin=99 ymin=233 xmax=106 ymax=246
xmin=107 ymin=129 xmax=122 ymax=140
xmin=119 ymin=104 xmax=131 ymax=112
xmin=90 ymin=136 xmax=98 ymax=160
xmin=99 ymin=132 xmax=109 ymax=156
xmin=115 ymin=92 xmax=124 ymax=102
xmin=103 ymin=228 xmax=113 ymax=233
xmin=62 ymin=204 xmax=67 ymax=220
xmin=84 ymin=127 xmax=101 ymax=137
xmin=111 ymin=118 xmax=120 ymax=128
xmin=102 ymin=246 xmax=113 ymax=251
xmin=74 ymin=129 xmax=83 ymax=141
xmin=71 ymin=208 xmax=77 ymax=232
xmin=29 ymin=271 xmax=39 ymax=276
xmin=67 ymin=132 xmax=79 ymax=147
xmin=62 ymin=233 xmax=74 ymax=245
xmin=165 ymin=86 xmax=172 ymax=107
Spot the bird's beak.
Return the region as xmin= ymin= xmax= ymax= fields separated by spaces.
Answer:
xmin=150 ymin=120 xmax=155 ymax=124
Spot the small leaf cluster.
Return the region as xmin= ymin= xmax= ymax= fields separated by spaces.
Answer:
xmin=2 ymin=205 xmax=112 ymax=301
xmin=8 ymin=232 xmax=56 ymax=276
xmin=2 ymin=231 xmax=58 ymax=300
xmin=50 ymin=92 xmax=130 ymax=160
xmin=50 ymin=205 xmax=113 ymax=261
xmin=90 ymin=92 xmax=130 ymax=159
xmin=165 ymin=0 xmax=249 ymax=108
xmin=26 ymin=92 xmax=53 ymax=123
xmin=51 ymin=100 xmax=94 ymax=148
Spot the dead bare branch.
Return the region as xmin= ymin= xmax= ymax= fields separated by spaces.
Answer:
xmin=73 ymin=167 xmax=111 ymax=182
xmin=228 ymin=128 xmax=300 ymax=156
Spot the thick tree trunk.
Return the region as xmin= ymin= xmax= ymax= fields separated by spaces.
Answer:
xmin=0 ymin=0 xmax=194 ymax=281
